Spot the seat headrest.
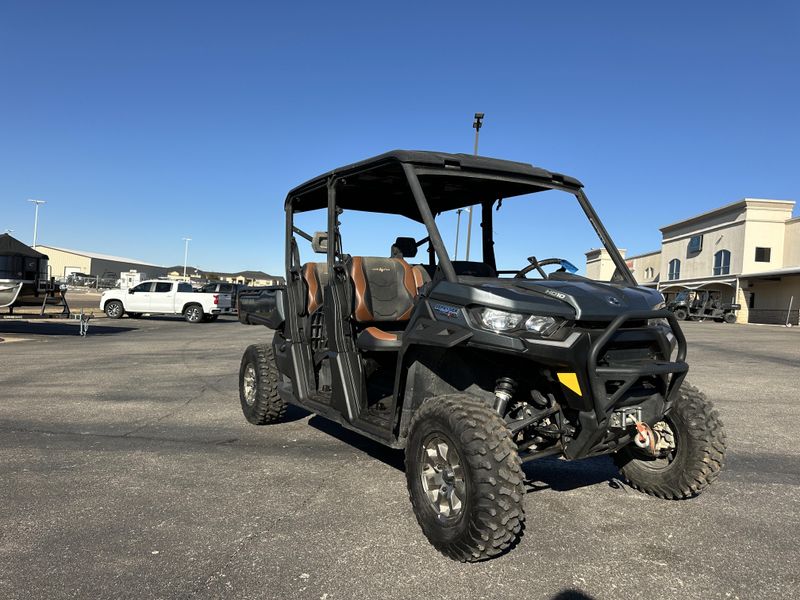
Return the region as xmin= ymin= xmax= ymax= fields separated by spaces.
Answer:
xmin=391 ymin=237 xmax=418 ymax=259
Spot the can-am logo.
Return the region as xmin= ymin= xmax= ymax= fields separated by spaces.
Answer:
xmin=545 ymin=289 xmax=567 ymax=300
xmin=371 ymin=267 xmax=391 ymax=272
xmin=432 ymin=303 xmax=459 ymax=319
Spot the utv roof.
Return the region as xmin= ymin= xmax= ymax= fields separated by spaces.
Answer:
xmin=287 ymin=150 xmax=583 ymax=221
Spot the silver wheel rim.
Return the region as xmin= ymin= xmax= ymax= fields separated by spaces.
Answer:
xmin=243 ymin=364 xmax=256 ymax=406
xmin=420 ymin=435 xmax=466 ymax=520
xmin=188 ymin=307 xmax=201 ymax=321
xmin=107 ymin=303 xmax=120 ymax=317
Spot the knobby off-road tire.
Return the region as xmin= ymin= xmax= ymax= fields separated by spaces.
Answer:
xmin=405 ymin=395 xmax=525 ymax=562
xmin=105 ymin=300 xmax=124 ymax=319
xmin=674 ymin=308 xmax=688 ymax=321
xmin=239 ymin=344 xmax=286 ymax=425
xmin=724 ymin=312 xmax=737 ymax=324
xmin=613 ymin=382 xmax=726 ymax=499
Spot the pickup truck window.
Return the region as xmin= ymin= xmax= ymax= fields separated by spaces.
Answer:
xmin=178 ymin=283 xmax=193 ymax=293
xmin=132 ymin=282 xmax=153 ymax=293
xmin=154 ymin=282 xmax=173 ymax=293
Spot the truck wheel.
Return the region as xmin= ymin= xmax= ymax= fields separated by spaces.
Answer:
xmin=405 ymin=395 xmax=525 ymax=562
xmin=674 ymin=309 xmax=688 ymax=321
xmin=105 ymin=300 xmax=124 ymax=319
xmin=724 ymin=312 xmax=736 ymax=324
xmin=239 ymin=344 xmax=287 ymax=425
xmin=613 ymin=382 xmax=726 ymax=499
xmin=183 ymin=304 xmax=203 ymax=323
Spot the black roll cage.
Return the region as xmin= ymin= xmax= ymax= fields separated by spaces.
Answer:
xmin=284 ymin=157 xmax=635 ymax=291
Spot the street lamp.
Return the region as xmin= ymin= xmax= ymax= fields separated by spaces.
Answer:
xmin=454 ymin=208 xmax=464 ymax=260
xmin=182 ymin=237 xmax=192 ymax=278
xmin=465 ymin=112 xmax=484 ymax=261
xmin=27 ymin=199 xmax=46 ymax=248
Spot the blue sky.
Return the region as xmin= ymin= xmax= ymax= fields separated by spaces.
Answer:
xmin=1 ymin=1 xmax=798 ymax=276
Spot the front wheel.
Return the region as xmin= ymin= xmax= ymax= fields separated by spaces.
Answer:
xmin=405 ymin=395 xmax=525 ymax=562
xmin=105 ymin=300 xmax=124 ymax=319
xmin=183 ymin=304 xmax=204 ymax=323
xmin=613 ymin=382 xmax=726 ymax=499
xmin=674 ymin=308 xmax=688 ymax=321
xmin=724 ymin=312 xmax=737 ymax=324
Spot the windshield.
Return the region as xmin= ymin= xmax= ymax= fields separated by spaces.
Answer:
xmin=430 ymin=188 xmax=626 ymax=282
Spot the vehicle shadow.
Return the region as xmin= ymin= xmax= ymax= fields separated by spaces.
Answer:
xmin=307 ymin=416 xmax=406 ymax=471
xmin=0 ymin=321 xmax=137 ymax=336
xmin=307 ymin=415 xmax=621 ymax=494
xmin=523 ymin=455 xmax=620 ymax=493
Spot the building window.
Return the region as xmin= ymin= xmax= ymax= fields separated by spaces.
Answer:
xmin=755 ymin=247 xmax=771 ymax=262
xmin=713 ymin=250 xmax=731 ymax=276
xmin=644 ymin=266 xmax=654 ymax=279
xmin=668 ymin=259 xmax=681 ymax=281
xmin=687 ymin=235 xmax=703 ymax=254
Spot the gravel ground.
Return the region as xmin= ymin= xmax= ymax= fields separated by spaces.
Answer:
xmin=1 ymin=317 xmax=798 ymax=600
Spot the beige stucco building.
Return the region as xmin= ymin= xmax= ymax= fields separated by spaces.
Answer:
xmin=35 ymin=245 xmax=167 ymax=281
xmin=586 ymin=198 xmax=800 ymax=325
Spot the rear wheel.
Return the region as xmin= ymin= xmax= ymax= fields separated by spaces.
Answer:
xmin=405 ymin=395 xmax=525 ymax=562
xmin=183 ymin=304 xmax=203 ymax=323
xmin=674 ymin=308 xmax=688 ymax=321
xmin=104 ymin=300 xmax=124 ymax=319
xmin=613 ymin=382 xmax=726 ymax=499
xmin=239 ymin=344 xmax=286 ymax=425
xmin=724 ymin=312 xmax=736 ymax=324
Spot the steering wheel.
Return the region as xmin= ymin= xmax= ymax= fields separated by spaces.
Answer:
xmin=514 ymin=256 xmax=572 ymax=279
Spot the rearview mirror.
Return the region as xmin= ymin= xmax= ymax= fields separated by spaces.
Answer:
xmin=312 ymin=232 xmax=328 ymax=254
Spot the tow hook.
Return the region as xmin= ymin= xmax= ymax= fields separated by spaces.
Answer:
xmin=629 ymin=417 xmax=658 ymax=455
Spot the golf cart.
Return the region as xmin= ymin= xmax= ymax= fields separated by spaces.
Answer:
xmin=668 ymin=290 xmax=739 ymax=323
xmin=237 ymin=150 xmax=726 ymax=561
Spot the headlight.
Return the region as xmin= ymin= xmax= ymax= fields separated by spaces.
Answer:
xmin=525 ymin=315 xmax=559 ymax=335
xmin=480 ymin=308 xmax=524 ymax=331
xmin=648 ymin=302 xmax=668 ymax=327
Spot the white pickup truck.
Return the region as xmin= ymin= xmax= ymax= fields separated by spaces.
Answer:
xmin=100 ymin=279 xmax=232 ymax=323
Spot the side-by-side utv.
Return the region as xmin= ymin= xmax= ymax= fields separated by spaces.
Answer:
xmin=237 ymin=150 xmax=726 ymax=561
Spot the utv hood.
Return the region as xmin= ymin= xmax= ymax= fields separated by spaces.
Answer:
xmin=430 ymin=278 xmax=662 ymax=321
xmin=511 ymin=279 xmax=663 ymax=320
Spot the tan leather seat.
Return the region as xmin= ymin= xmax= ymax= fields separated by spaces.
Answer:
xmin=301 ymin=262 xmax=328 ymax=315
xmin=348 ymin=256 xmax=422 ymax=350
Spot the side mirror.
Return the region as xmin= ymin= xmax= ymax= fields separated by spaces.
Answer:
xmin=128 ymin=289 xmax=134 ymax=294
xmin=312 ymin=232 xmax=328 ymax=254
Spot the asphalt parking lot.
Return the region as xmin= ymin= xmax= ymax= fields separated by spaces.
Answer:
xmin=1 ymin=316 xmax=798 ymax=600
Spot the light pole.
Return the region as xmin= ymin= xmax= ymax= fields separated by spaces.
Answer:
xmin=454 ymin=208 xmax=464 ymax=259
xmin=27 ymin=199 xmax=46 ymax=248
xmin=182 ymin=237 xmax=192 ymax=278
xmin=465 ymin=112 xmax=484 ymax=261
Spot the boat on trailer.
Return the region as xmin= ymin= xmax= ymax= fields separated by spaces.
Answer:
xmin=0 ymin=233 xmax=69 ymax=315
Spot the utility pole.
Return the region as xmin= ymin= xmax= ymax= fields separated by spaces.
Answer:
xmin=454 ymin=208 xmax=464 ymax=259
xmin=182 ymin=237 xmax=192 ymax=278
xmin=27 ymin=199 xmax=46 ymax=248
xmin=465 ymin=112 xmax=484 ymax=261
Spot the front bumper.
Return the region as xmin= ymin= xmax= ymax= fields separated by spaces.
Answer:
xmin=562 ymin=309 xmax=688 ymax=459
